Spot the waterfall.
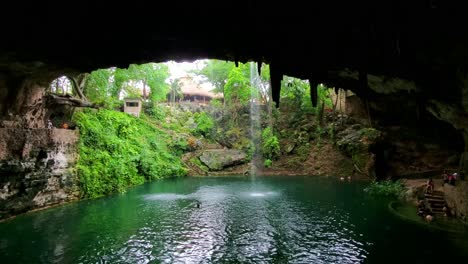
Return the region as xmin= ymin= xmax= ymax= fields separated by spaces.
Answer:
xmin=249 ymin=62 xmax=263 ymax=176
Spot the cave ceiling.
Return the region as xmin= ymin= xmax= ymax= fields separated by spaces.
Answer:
xmin=1 ymin=1 xmax=468 ymax=102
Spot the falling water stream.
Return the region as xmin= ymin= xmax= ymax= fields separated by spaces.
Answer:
xmin=249 ymin=62 xmax=263 ymax=176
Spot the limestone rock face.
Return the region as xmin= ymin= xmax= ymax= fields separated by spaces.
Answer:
xmin=444 ymin=181 xmax=468 ymax=222
xmin=336 ymin=124 xmax=383 ymax=178
xmin=0 ymin=128 xmax=79 ymax=220
xmin=199 ymin=149 xmax=247 ymax=171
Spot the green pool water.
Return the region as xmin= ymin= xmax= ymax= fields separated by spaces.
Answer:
xmin=1 ymin=176 xmax=467 ymax=263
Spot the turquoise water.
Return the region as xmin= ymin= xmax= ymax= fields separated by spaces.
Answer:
xmin=0 ymin=176 xmax=467 ymax=263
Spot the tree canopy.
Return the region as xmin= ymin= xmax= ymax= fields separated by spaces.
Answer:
xmin=83 ymin=63 xmax=170 ymax=109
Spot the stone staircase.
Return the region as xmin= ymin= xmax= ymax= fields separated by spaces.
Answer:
xmin=425 ymin=190 xmax=446 ymax=215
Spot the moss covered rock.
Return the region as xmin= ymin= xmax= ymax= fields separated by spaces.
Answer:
xmin=199 ymin=149 xmax=247 ymax=171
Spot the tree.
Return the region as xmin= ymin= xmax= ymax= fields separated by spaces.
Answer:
xmin=83 ymin=63 xmax=170 ymax=109
xmin=192 ymin=60 xmax=235 ymax=94
xmin=224 ymin=66 xmax=253 ymax=122
xmin=127 ymin=63 xmax=170 ymax=102
xmin=169 ymin=78 xmax=182 ymax=105
xmin=192 ymin=60 xmax=235 ymax=107
xmin=83 ymin=68 xmax=119 ymax=108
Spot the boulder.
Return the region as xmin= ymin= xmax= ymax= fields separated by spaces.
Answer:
xmin=199 ymin=149 xmax=247 ymax=171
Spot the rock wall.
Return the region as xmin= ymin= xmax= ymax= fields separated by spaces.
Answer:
xmin=444 ymin=181 xmax=468 ymax=222
xmin=0 ymin=128 xmax=79 ymax=220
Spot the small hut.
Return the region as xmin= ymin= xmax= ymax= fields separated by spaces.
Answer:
xmin=123 ymin=98 xmax=142 ymax=117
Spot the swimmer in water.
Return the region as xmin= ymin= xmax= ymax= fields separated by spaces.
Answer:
xmin=425 ymin=214 xmax=433 ymax=222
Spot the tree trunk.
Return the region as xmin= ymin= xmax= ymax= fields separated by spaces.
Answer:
xmin=142 ymin=78 xmax=147 ymax=100
xmin=45 ymin=94 xmax=98 ymax=108
xmin=70 ymin=75 xmax=88 ymax=100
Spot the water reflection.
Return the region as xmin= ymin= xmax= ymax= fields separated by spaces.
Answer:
xmin=1 ymin=177 xmax=467 ymax=263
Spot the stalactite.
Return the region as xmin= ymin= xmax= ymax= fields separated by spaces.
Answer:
xmin=257 ymin=58 xmax=262 ymax=75
xmin=309 ymin=79 xmax=318 ymax=107
xmin=359 ymin=70 xmax=368 ymax=89
xmin=270 ymin=63 xmax=282 ymax=108
xmin=359 ymin=70 xmax=372 ymax=127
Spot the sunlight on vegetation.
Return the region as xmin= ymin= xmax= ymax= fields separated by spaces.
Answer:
xmin=364 ymin=180 xmax=405 ymax=197
xmin=74 ymin=109 xmax=186 ymax=198
xmin=53 ymin=58 xmax=367 ymax=196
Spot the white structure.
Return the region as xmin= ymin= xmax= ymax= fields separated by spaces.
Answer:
xmin=123 ymin=98 xmax=142 ymax=117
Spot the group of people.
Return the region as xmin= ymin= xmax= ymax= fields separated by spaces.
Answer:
xmin=442 ymin=170 xmax=460 ymax=186
xmin=417 ymin=200 xmax=434 ymax=222
xmin=427 ymin=169 xmax=464 ymax=194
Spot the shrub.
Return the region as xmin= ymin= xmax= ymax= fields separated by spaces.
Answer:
xmin=262 ymin=127 xmax=280 ymax=160
xmin=295 ymin=143 xmax=310 ymax=161
xmin=145 ymin=102 xmax=168 ymax=121
xmin=74 ymin=109 xmax=187 ymax=198
xmin=364 ymin=180 xmax=405 ymax=197
xmin=193 ymin=112 xmax=214 ymax=136
xmin=359 ymin=128 xmax=381 ymax=141
xmin=264 ymin=159 xmax=273 ymax=168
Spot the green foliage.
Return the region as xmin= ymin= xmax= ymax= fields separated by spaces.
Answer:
xmin=144 ymin=102 xmax=168 ymax=121
xmin=315 ymin=126 xmax=327 ymax=142
xmin=210 ymin=99 xmax=223 ymax=108
xmin=329 ymin=125 xmax=336 ymax=142
xmin=280 ymin=77 xmax=332 ymax=114
xmin=168 ymin=134 xmax=190 ymax=155
xmin=168 ymin=78 xmax=182 ymax=104
xmin=359 ymin=128 xmax=381 ymax=141
xmin=84 ymin=68 xmax=120 ymax=109
xmin=280 ymin=76 xmax=309 ymax=106
xmin=245 ymin=141 xmax=256 ymax=161
xmin=127 ymin=63 xmax=170 ymax=102
xmin=84 ymin=63 xmax=170 ymax=110
xmin=190 ymin=157 xmax=209 ymax=172
xmin=262 ymin=127 xmax=280 ymax=160
xmin=192 ymin=60 xmax=235 ymax=93
xmin=193 ymin=60 xmax=270 ymax=99
xmin=233 ymin=137 xmax=254 ymax=160
xmin=364 ymin=180 xmax=405 ymax=197
xmin=224 ymin=66 xmax=254 ymax=107
xmin=193 ymin=112 xmax=214 ymax=136
xmin=264 ymin=159 xmax=273 ymax=168
xmin=286 ymin=157 xmax=304 ymax=168
xmin=260 ymin=63 xmax=270 ymax=82
xmin=294 ymin=143 xmax=310 ymax=161
xmin=352 ymin=153 xmax=368 ymax=171
xmin=74 ymin=109 xmax=187 ymax=198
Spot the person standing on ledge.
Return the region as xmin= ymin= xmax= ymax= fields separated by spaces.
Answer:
xmin=426 ymin=178 xmax=434 ymax=194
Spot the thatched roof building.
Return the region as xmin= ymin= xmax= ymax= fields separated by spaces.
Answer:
xmin=177 ymin=76 xmax=222 ymax=103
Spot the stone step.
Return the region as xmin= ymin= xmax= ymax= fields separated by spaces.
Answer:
xmin=426 ymin=198 xmax=445 ymax=203
xmin=426 ymin=194 xmax=444 ymax=198
xmin=427 ymin=199 xmax=445 ymax=203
